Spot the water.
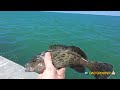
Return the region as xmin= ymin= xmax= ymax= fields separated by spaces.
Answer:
xmin=0 ymin=11 xmax=119 ymax=79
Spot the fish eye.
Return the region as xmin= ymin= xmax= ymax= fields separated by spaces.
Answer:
xmin=32 ymin=59 xmax=36 ymax=62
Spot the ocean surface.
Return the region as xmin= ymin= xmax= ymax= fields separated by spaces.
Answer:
xmin=0 ymin=11 xmax=120 ymax=79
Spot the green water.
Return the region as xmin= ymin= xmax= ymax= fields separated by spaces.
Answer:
xmin=0 ymin=11 xmax=120 ymax=79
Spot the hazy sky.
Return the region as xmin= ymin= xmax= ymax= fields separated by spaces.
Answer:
xmin=48 ymin=11 xmax=120 ymax=16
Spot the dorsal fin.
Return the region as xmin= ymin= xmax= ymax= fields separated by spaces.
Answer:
xmin=68 ymin=46 xmax=88 ymax=60
xmin=49 ymin=44 xmax=88 ymax=60
xmin=49 ymin=44 xmax=68 ymax=50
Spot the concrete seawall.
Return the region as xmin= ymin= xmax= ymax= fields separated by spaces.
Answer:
xmin=0 ymin=56 xmax=39 ymax=79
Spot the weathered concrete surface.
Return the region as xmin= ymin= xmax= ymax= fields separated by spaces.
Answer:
xmin=0 ymin=56 xmax=39 ymax=79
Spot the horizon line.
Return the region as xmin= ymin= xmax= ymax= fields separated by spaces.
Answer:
xmin=45 ymin=11 xmax=120 ymax=16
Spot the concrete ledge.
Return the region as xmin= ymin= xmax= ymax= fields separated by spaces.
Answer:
xmin=0 ymin=56 xmax=39 ymax=79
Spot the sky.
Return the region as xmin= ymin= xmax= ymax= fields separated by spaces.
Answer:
xmin=47 ymin=11 xmax=120 ymax=16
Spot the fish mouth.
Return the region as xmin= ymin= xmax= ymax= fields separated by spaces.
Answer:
xmin=25 ymin=67 xmax=35 ymax=72
xmin=24 ymin=63 xmax=35 ymax=72
xmin=25 ymin=68 xmax=30 ymax=72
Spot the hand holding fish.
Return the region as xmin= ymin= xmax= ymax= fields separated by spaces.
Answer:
xmin=25 ymin=44 xmax=114 ymax=79
xmin=38 ymin=52 xmax=66 ymax=79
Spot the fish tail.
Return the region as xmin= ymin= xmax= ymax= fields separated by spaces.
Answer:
xmin=85 ymin=61 xmax=114 ymax=79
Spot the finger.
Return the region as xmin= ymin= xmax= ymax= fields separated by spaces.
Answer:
xmin=57 ymin=68 xmax=66 ymax=74
xmin=43 ymin=52 xmax=55 ymax=69
xmin=57 ymin=68 xmax=66 ymax=78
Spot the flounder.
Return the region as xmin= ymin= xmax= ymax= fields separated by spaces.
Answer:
xmin=25 ymin=44 xmax=114 ymax=79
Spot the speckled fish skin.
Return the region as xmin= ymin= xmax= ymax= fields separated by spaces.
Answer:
xmin=25 ymin=44 xmax=114 ymax=79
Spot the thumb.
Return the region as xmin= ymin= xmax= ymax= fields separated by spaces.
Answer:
xmin=43 ymin=52 xmax=55 ymax=69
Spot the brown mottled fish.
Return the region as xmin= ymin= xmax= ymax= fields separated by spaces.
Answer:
xmin=25 ymin=44 xmax=114 ymax=79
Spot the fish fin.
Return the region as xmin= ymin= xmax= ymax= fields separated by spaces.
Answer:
xmin=49 ymin=44 xmax=88 ymax=60
xmin=68 ymin=46 xmax=88 ymax=60
xmin=87 ymin=62 xmax=114 ymax=79
xmin=70 ymin=65 xmax=86 ymax=73
xmin=49 ymin=44 xmax=68 ymax=50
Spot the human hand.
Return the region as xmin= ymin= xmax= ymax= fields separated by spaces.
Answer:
xmin=38 ymin=52 xmax=66 ymax=79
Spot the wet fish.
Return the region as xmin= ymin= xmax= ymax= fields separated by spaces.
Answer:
xmin=25 ymin=44 xmax=114 ymax=79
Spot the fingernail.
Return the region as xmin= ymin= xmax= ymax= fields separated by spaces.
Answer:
xmin=45 ymin=52 xmax=51 ymax=56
